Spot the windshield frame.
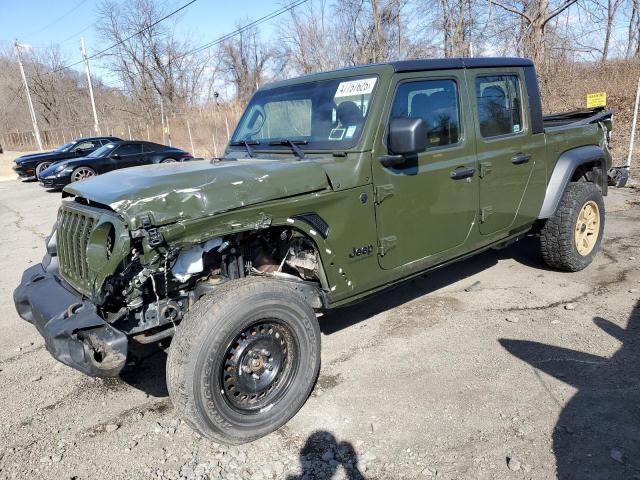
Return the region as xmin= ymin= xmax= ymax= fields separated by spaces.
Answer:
xmin=56 ymin=142 xmax=75 ymax=153
xmin=229 ymin=74 xmax=380 ymax=154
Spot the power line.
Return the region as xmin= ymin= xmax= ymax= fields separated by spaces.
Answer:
xmin=189 ymin=0 xmax=310 ymax=56
xmin=24 ymin=0 xmax=89 ymax=38
xmin=24 ymin=0 xmax=199 ymax=79
xmin=56 ymin=0 xmax=175 ymax=46
xmin=58 ymin=22 xmax=96 ymax=45
xmin=80 ymin=0 xmax=199 ymax=65
xmin=115 ymin=0 xmax=311 ymax=79
xmin=22 ymin=0 xmax=310 ymax=94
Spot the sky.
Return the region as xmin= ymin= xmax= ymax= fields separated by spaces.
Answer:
xmin=0 ymin=0 xmax=284 ymax=83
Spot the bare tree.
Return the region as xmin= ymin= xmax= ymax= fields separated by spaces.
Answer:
xmin=601 ymin=0 xmax=623 ymax=60
xmin=96 ymin=0 xmax=210 ymax=119
xmin=219 ymin=25 xmax=272 ymax=104
xmin=277 ymin=0 xmax=343 ymax=75
xmin=488 ymin=0 xmax=578 ymax=67
xmin=335 ymin=0 xmax=406 ymax=65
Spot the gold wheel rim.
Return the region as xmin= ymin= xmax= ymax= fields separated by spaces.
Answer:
xmin=575 ymin=200 xmax=600 ymax=256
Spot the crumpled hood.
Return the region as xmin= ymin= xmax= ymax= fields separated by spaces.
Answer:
xmin=63 ymin=158 xmax=330 ymax=227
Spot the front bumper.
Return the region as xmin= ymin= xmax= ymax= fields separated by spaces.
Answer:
xmin=13 ymin=259 xmax=127 ymax=377
xmin=39 ymin=175 xmax=71 ymax=189
xmin=13 ymin=164 xmax=35 ymax=179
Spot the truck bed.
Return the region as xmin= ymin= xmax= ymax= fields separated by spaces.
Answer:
xmin=543 ymin=107 xmax=613 ymax=129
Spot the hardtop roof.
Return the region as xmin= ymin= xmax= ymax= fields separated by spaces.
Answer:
xmin=261 ymin=57 xmax=533 ymax=90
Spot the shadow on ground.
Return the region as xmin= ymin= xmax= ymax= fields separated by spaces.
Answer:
xmin=321 ymin=236 xmax=546 ymax=334
xmin=500 ymin=301 xmax=640 ymax=479
xmin=120 ymin=342 xmax=169 ymax=397
xmin=285 ymin=430 xmax=364 ymax=480
xmin=119 ymin=237 xmax=548 ymax=398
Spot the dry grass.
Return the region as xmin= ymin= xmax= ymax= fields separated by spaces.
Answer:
xmin=542 ymin=59 xmax=640 ymax=178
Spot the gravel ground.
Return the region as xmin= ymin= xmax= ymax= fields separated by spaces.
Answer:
xmin=0 ymin=151 xmax=639 ymax=480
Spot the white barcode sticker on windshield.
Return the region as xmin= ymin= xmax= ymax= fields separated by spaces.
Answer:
xmin=335 ymin=77 xmax=377 ymax=98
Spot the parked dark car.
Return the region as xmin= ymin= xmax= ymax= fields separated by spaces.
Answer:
xmin=38 ymin=140 xmax=193 ymax=189
xmin=12 ymin=136 xmax=121 ymax=179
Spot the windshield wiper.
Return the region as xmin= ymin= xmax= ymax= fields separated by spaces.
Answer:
xmin=229 ymin=139 xmax=260 ymax=158
xmin=268 ymin=139 xmax=308 ymax=159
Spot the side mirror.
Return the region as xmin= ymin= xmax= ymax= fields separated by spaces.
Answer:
xmin=111 ymin=153 xmax=120 ymax=159
xmin=388 ymin=117 xmax=428 ymax=155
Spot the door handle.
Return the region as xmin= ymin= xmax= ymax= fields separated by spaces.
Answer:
xmin=449 ymin=166 xmax=476 ymax=180
xmin=511 ymin=153 xmax=531 ymax=165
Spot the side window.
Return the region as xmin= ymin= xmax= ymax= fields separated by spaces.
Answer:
xmin=390 ymin=79 xmax=461 ymax=149
xmin=73 ymin=141 xmax=97 ymax=151
xmin=475 ymin=75 xmax=523 ymax=138
xmin=116 ymin=144 xmax=142 ymax=156
xmin=143 ymin=144 xmax=155 ymax=153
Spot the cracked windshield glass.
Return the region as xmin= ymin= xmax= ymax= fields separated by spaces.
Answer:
xmin=231 ymin=76 xmax=378 ymax=150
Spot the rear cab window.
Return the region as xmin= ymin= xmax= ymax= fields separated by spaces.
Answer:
xmin=475 ymin=75 xmax=524 ymax=138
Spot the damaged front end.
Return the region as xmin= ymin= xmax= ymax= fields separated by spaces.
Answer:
xmin=14 ymin=189 xmax=327 ymax=377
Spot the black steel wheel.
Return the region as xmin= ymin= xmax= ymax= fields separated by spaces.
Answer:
xmin=166 ymin=277 xmax=320 ymax=444
xmin=222 ymin=320 xmax=297 ymax=412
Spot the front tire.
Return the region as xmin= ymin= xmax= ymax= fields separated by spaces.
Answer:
xmin=166 ymin=277 xmax=321 ymax=444
xmin=70 ymin=166 xmax=96 ymax=182
xmin=35 ymin=161 xmax=52 ymax=179
xmin=540 ymin=182 xmax=605 ymax=271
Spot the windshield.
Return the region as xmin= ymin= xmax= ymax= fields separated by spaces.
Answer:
xmin=88 ymin=143 xmax=116 ymax=158
xmin=231 ymin=75 xmax=378 ymax=151
xmin=56 ymin=142 xmax=74 ymax=152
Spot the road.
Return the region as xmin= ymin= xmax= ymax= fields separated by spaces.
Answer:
xmin=0 ymin=152 xmax=639 ymax=480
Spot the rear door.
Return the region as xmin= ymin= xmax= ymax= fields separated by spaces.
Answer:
xmin=371 ymin=70 xmax=479 ymax=269
xmin=470 ymin=69 xmax=537 ymax=234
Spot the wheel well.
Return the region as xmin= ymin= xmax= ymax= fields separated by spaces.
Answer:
xmin=570 ymin=160 xmax=606 ymax=193
xmin=188 ymin=226 xmax=327 ymax=308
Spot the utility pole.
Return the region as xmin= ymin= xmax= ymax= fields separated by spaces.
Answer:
xmin=81 ymin=38 xmax=100 ymax=135
xmin=160 ymin=95 xmax=166 ymax=144
xmin=14 ymin=40 xmax=43 ymax=151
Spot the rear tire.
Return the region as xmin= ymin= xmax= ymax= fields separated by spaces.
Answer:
xmin=166 ymin=277 xmax=321 ymax=444
xmin=35 ymin=162 xmax=52 ymax=179
xmin=540 ymin=182 xmax=605 ymax=271
xmin=161 ymin=158 xmax=177 ymax=163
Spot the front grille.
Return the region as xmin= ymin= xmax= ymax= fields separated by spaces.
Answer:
xmin=57 ymin=205 xmax=96 ymax=289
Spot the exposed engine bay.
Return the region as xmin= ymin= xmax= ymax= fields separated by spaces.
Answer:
xmin=97 ymin=227 xmax=323 ymax=343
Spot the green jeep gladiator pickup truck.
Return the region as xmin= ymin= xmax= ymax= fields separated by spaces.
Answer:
xmin=14 ymin=57 xmax=613 ymax=444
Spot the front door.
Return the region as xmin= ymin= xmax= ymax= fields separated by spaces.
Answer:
xmin=471 ymin=70 xmax=535 ymax=234
xmin=372 ymin=71 xmax=479 ymax=270
xmin=110 ymin=143 xmax=145 ymax=170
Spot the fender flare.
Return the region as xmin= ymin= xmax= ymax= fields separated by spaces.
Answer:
xmin=538 ymin=145 xmax=607 ymax=219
